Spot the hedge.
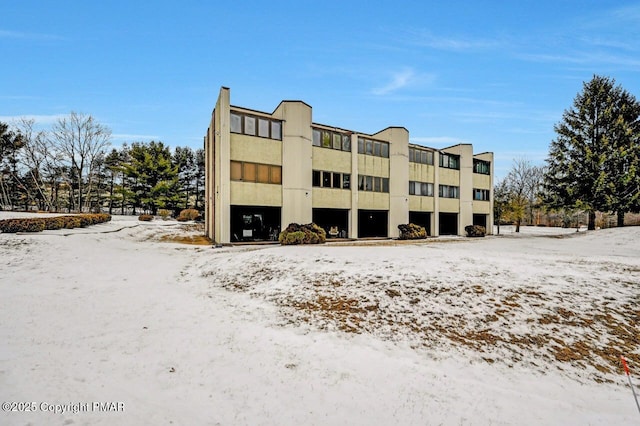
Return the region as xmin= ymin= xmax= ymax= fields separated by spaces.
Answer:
xmin=0 ymin=213 xmax=112 ymax=233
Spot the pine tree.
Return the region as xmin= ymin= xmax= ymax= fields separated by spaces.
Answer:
xmin=544 ymin=75 xmax=640 ymax=229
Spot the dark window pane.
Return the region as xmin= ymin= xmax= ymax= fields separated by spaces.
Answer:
xmin=382 ymin=178 xmax=389 ymax=193
xmin=365 ymin=140 xmax=373 ymax=155
xmin=409 ymin=181 xmax=415 ymax=195
xmin=381 ymin=143 xmax=389 ymax=158
xmin=332 ymin=172 xmax=341 ymax=188
xmin=409 ymin=149 xmax=415 ymax=162
xmin=373 ymin=141 xmax=381 ymax=156
xmin=426 ymin=151 xmax=433 ymax=165
xmin=343 ymin=174 xmax=350 ymax=189
xmin=374 ymin=176 xmax=381 ymax=192
xmin=358 ymin=175 xmax=365 ymax=190
xmin=322 ymin=171 xmax=331 ymax=187
xmin=365 ymin=176 xmax=373 ymax=191
xmin=312 ymin=170 xmax=321 ymax=187
xmin=358 ymin=137 xmax=364 ymax=154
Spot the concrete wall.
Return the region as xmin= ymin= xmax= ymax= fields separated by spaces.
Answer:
xmin=375 ymin=127 xmax=409 ymax=238
xmin=230 ymin=182 xmax=282 ymax=206
xmin=312 ymin=147 xmax=351 ymax=173
xmin=230 ymin=134 xmax=282 ymax=165
xmin=272 ymin=101 xmax=313 ymax=229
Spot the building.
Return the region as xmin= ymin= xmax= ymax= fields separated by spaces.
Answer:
xmin=204 ymin=87 xmax=493 ymax=244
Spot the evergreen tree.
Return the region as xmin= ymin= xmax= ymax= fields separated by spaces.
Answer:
xmin=544 ymin=75 xmax=640 ymax=229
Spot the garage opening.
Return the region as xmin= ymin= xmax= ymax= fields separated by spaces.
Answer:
xmin=439 ymin=213 xmax=458 ymax=236
xmin=230 ymin=206 xmax=281 ymax=242
xmin=409 ymin=211 xmax=431 ymax=236
xmin=313 ymin=208 xmax=349 ymax=238
xmin=358 ymin=209 xmax=388 ymax=238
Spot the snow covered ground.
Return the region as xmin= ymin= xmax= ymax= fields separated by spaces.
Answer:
xmin=0 ymin=213 xmax=638 ymax=425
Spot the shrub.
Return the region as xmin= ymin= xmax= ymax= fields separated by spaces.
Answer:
xmin=158 ymin=209 xmax=172 ymax=220
xmin=138 ymin=214 xmax=154 ymax=222
xmin=177 ymin=209 xmax=201 ymax=222
xmin=465 ymin=225 xmax=486 ymax=237
xmin=62 ymin=217 xmax=82 ymax=229
xmin=0 ymin=218 xmax=46 ymax=233
xmin=43 ymin=217 xmax=66 ymax=230
xmin=398 ymin=223 xmax=427 ymax=240
xmin=279 ymin=223 xmax=326 ymax=245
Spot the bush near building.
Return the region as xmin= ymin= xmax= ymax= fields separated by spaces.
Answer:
xmin=397 ymin=223 xmax=427 ymax=240
xmin=465 ymin=225 xmax=486 ymax=237
xmin=279 ymin=223 xmax=326 ymax=245
xmin=138 ymin=214 xmax=154 ymax=222
xmin=176 ymin=209 xmax=201 ymax=222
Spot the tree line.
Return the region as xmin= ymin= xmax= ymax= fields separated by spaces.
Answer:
xmin=496 ymin=75 xmax=640 ymax=232
xmin=0 ymin=112 xmax=204 ymax=216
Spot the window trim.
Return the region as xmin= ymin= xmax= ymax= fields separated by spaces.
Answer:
xmin=229 ymin=110 xmax=283 ymax=141
xmin=230 ymin=160 xmax=282 ymax=185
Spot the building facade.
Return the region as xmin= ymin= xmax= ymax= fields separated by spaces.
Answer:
xmin=205 ymin=87 xmax=493 ymax=244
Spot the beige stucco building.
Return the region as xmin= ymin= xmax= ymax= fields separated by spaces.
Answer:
xmin=205 ymin=87 xmax=493 ymax=244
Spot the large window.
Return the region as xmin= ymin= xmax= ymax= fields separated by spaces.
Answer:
xmin=230 ymin=111 xmax=282 ymax=140
xmin=409 ymin=181 xmax=434 ymax=196
xmin=473 ymin=159 xmax=491 ymax=175
xmin=357 ymin=137 xmax=389 ymax=158
xmin=439 ymin=153 xmax=460 ymax=170
xmin=230 ymin=161 xmax=282 ymax=184
xmin=474 ymin=188 xmax=490 ymax=201
xmin=409 ymin=147 xmax=434 ymax=165
xmin=312 ymin=128 xmax=351 ymax=152
xmin=439 ymin=184 xmax=459 ymax=198
xmin=312 ymin=170 xmax=351 ymax=189
xmin=358 ymin=175 xmax=389 ymax=193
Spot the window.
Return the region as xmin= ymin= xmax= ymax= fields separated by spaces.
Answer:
xmin=439 ymin=153 xmax=460 ymax=169
xmin=474 ymin=159 xmax=490 ymax=175
xmin=409 ymin=148 xmax=433 ymax=165
xmin=311 ymin=127 xmax=351 ymax=152
xmin=229 ymin=111 xmax=282 ymax=140
xmin=333 ymin=133 xmax=342 ymax=150
xmin=244 ymin=116 xmax=256 ymax=136
xmin=474 ymin=188 xmax=490 ymax=201
xmin=409 ymin=181 xmax=433 ymax=196
xmin=342 ymin=135 xmax=351 ymax=151
xmin=231 ymin=161 xmax=242 ymax=180
xmin=439 ymin=185 xmax=459 ymax=198
xmin=343 ymin=174 xmax=350 ymax=189
xmin=243 ymin=162 xmax=256 ymax=181
xmin=312 ymin=129 xmax=321 ymax=146
xmin=358 ymin=137 xmax=389 ymax=158
xmin=270 ymin=166 xmax=281 ymax=184
xmin=258 ymin=118 xmax=270 ymax=138
xmin=322 ymin=171 xmax=331 ymax=187
xmin=230 ymin=113 xmax=242 ymax=133
xmin=271 ymin=121 xmax=282 ymax=140
xmin=257 ymin=164 xmax=270 ymax=183
xmin=358 ymin=174 xmax=389 ymax=193
xmin=313 ymin=170 xmax=350 ymax=189
xmin=230 ymin=161 xmax=282 ymax=184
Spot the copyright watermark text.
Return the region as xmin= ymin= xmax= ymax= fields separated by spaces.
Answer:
xmin=2 ymin=401 xmax=124 ymax=414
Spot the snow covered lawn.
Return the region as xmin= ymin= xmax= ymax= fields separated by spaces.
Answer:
xmin=0 ymin=212 xmax=638 ymax=425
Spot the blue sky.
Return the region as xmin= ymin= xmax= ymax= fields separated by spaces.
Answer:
xmin=2 ymin=1 xmax=639 ymax=179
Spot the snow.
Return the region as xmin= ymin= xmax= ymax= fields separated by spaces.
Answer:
xmin=0 ymin=213 xmax=638 ymax=425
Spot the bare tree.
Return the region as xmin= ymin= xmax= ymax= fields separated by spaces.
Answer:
xmin=50 ymin=112 xmax=111 ymax=212
xmin=505 ymin=158 xmax=544 ymax=232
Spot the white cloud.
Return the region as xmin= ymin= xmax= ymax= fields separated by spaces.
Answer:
xmin=111 ymin=133 xmax=161 ymax=142
xmin=404 ymin=30 xmax=503 ymax=51
xmin=371 ymin=69 xmax=416 ymax=96
xmin=0 ymin=29 xmax=63 ymax=40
